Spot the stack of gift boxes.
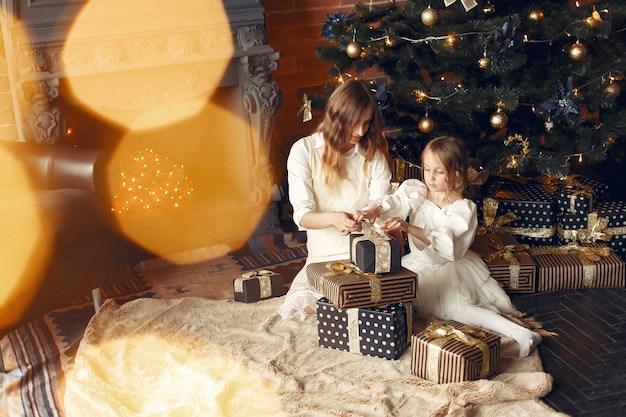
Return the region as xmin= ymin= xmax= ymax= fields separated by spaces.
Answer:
xmin=474 ymin=174 xmax=626 ymax=294
xmin=309 ymin=222 xmax=502 ymax=384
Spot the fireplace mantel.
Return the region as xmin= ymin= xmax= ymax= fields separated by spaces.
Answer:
xmin=0 ymin=0 xmax=283 ymax=253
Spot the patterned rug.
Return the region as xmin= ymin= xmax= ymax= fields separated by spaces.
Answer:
xmin=0 ymin=233 xmax=307 ymax=417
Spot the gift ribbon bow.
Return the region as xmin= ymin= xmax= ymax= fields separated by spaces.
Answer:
xmin=444 ymin=0 xmax=478 ymax=12
xmin=482 ymin=235 xmax=529 ymax=289
xmin=423 ymin=321 xmax=491 ymax=382
xmin=234 ymin=270 xmax=275 ymax=298
xmin=477 ymin=198 xmax=518 ymax=235
xmin=351 ymin=220 xmax=393 ymax=274
xmin=557 ymin=212 xmax=612 ymax=243
xmin=531 ymin=242 xmax=612 ymax=287
xmin=322 ymin=261 xmax=382 ymax=304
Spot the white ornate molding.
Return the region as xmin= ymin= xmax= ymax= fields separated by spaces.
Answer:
xmin=1 ymin=1 xmax=280 ymax=150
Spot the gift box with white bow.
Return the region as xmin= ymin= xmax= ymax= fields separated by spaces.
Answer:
xmin=233 ymin=270 xmax=284 ymax=303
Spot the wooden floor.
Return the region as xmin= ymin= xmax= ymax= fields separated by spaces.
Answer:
xmin=511 ymin=287 xmax=626 ymax=417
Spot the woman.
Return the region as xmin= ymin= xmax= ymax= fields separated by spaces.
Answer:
xmin=278 ymin=79 xmax=392 ymax=320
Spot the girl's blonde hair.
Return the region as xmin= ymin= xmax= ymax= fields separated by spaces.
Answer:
xmin=422 ymin=136 xmax=469 ymax=197
xmin=317 ymin=79 xmax=390 ymax=189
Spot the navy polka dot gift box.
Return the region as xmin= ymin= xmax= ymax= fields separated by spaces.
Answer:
xmin=316 ymin=298 xmax=410 ymax=360
xmin=488 ymin=182 xmax=557 ymax=245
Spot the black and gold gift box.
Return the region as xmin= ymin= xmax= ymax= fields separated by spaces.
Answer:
xmin=316 ymin=298 xmax=411 ymax=360
xmin=233 ymin=270 xmax=284 ymax=303
xmin=530 ymin=243 xmax=626 ymax=292
xmin=487 ymin=182 xmax=557 ymax=245
xmin=469 ymin=232 xmax=537 ymax=293
xmin=411 ymin=320 xmax=500 ymax=384
xmin=349 ymin=225 xmax=402 ymax=274
xmin=307 ymin=261 xmax=417 ymax=310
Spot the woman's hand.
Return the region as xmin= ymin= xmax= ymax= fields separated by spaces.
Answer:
xmin=382 ymin=216 xmax=407 ymax=233
xmin=333 ymin=212 xmax=360 ymax=236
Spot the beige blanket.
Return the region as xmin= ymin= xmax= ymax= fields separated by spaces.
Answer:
xmin=64 ymin=296 xmax=568 ymax=417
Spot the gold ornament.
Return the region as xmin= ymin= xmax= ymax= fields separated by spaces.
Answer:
xmin=478 ymin=55 xmax=492 ymax=69
xmin=490 ymin=109 xmax=508 ymax=129
xmin=421 ymin=6 xmax=438 ymax=27
xmin=605 ymin=82 xmax=621 ymax=97
xmin=529 ymin=9 xmax=544 ymax=22
xmin=568 ymin=41 xmax=587 ymax=61
xmin=482 ymin=1 xmax=496 ymax=14
xmin=346 ymin=41 xmax=362 ymax=58
xmin=418 ymin=115 xmax=435 ymax=133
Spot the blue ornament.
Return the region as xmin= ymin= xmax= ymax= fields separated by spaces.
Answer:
xmin=540 ymin=76 xmax=579 ymax=124
xmin=321 ymin=12 xmax=353 ymax=40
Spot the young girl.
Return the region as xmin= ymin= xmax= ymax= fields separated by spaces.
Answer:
xmin=362 ymin=136 xmax=542 ymax=357
xmin=278 ymin=79 xmax=392 ymax=321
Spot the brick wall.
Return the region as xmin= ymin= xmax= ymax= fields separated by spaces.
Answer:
xmin=265 ymin=1 xmax=383 ymax=185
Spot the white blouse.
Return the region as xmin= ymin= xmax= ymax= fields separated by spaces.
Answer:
xmin=287 ymin=132 xmax=392 ymax=229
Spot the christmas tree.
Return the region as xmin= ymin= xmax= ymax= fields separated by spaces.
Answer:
xmin=312 ymin=0 xmax=626 ymax=178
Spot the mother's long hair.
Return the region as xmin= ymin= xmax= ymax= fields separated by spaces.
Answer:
xmin=317 ymin=79 xmax=390 ymax=189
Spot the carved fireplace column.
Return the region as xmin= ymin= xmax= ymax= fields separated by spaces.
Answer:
xmin=240 ymin=51 xmax=282 ymax=204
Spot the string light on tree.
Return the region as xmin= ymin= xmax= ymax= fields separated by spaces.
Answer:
xmin=605 ymin=77 xmax=621 ymax=97
xmin=482 ymin=0 xmax=495 ymax=15
xmin=528 ymin=9 xmax=544 ymax=22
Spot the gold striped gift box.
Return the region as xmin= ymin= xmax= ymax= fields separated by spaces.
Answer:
xmin=530 ymin=243 xmax=626 ymax=292
xmin=469 ymin=232 xmax=537 ymax=293
xmin=306 ymin=260 xmax=418 ymax=310
xmin=411 ymin=320 xmax=500 ymax=384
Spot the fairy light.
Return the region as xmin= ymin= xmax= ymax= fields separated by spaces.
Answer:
xmin=112 ymin=148 xmax=194 ymax=215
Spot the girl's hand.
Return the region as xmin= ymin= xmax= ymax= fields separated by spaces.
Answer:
xmin=355 ymin=206 xmax=382 ymax=225
xmin=382 ymin=216 xmax=407 ymax=233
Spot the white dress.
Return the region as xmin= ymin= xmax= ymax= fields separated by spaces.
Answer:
xmin=278 ymin=132 xmax=391 ymax=320
xmin=380 ymin=179 xmax=521 ymax=320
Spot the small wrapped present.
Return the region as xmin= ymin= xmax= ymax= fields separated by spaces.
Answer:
xmin=350 ymin=221 xmax=402 ymax=274
xmin=594 ymin=201 xmax=626 ymax=261
xmin=530 ymin=242 xmax=625 ymax=292
xmin=566 ymin=174 xmax=610 ymax=202
xmin=488 ymin=182 xmax=557 ymax=245
xmin=307 ymin=260 xmax=417 ymax=310
xmin=469 ymin=232 xmax=537 ymax=293
xmin=554 ymin=176 xmax=595 ymax=216
xmin=316 ymin=298 xmax=411 ymax=360
xmin=233 ymin=270 xmax=284 ymax=303
xmin=411 ymin=320 xmax=500 ymax=384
